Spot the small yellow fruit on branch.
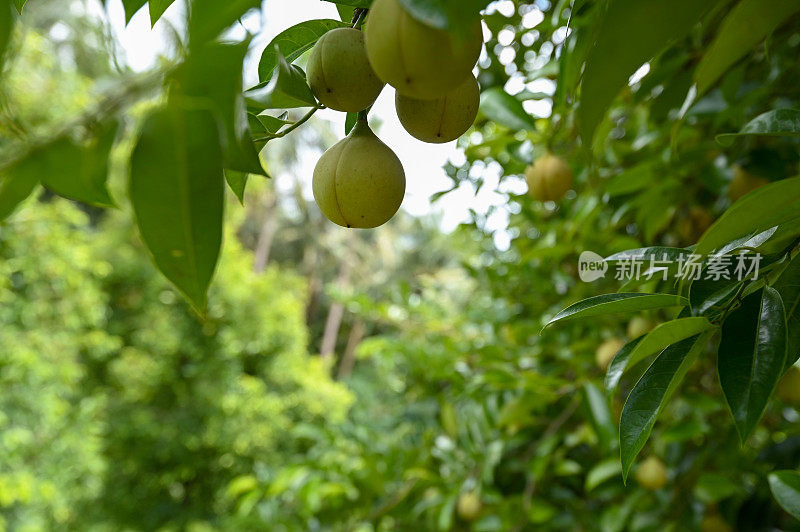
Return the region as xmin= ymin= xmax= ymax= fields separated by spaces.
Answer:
xmin=306 ymin=28 xmax=385 ymax=112
xmin=364 ymin=0 xmax=483 ymax=99
xmin=634 ymin=456 xmax=668 ymax=490
xmin=525 ymin=153 xmax=574 ymax=202
xmin=395 ymin=75 xmax=480 ymax=143
xmin=313 ymin=119 xmax=405 ymax=229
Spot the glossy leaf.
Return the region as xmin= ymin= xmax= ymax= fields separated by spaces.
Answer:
xmin=546 ymin=293 xmax=688 ymax=327
xmin=695 ymin=177 xmax=800 ymax=257
xmin=718 ymin=287 xmax=788 ymax=441
xmin=769 ymin=470 xmax=800 ymax=520
xmin=695 ymin=0 xmax=800 ymax=96
xmin=129 ymin=106 xmax=225 ymax=311
xmin=257 ymin=19 xmax=347 ymax=82
xmin=40 ymin=123 xmax=117 ymax=207
xmin=578 ymin=0 xmax=720 ymax=144
xmin=717 ymin=109 xmax=800 ymax=145
xmin=479 ymin=87 xmax=536 ymax=132
xmin=775 ymin=256 xmax=800 ymax=370
xmin=397 ymin=0 xmax=488 ymax=31
xmin=225 ymin=170 xmax=248 ymax=205
xmin=248 ymin=48 xmax=317 ymax=109
xmin=149 ymin=0 xmax=177 ymax=26
xmin=620 ymin=333 xmax=710 ymax=480
xmin=607 ymin=318 xmax=716 ymax=394
xmin=176 ymin=41 xmax=264 ymax=175
xmin=189 ymin=0 xmax=261 ymax=45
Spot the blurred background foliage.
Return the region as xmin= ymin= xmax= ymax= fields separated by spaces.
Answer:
xmin=1 ymin=0 xmax=800 ymax=531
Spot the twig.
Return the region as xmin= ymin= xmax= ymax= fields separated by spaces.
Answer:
xmin=254 ymin=104 xmax=325 ymax=142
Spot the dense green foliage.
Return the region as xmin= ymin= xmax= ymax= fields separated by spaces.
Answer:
xmin=1 ymin=0 xmax=800 ymax=531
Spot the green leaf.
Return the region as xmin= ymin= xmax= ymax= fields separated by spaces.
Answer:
xmin=336 ymin=5 xmax=356 ymax=23
xmin=607 ymin=317 xmax=716 ymax=394
xmin=619 ymin=333 xmax=709 ymax=480
xmin=693 ymin=473 xmax=742 ymax=504
xmin=189 ymin=0 xmax=261 ymax=45
xmin=695 ymin=177 xmax=800 ymax=257
xmin=718 ymin=287 xmax=788 ymax=441
xmin=345 ymin=112 xmax=359 ymax=135
xmin=129 ymin=105 xmax=225 ymax=311
xmin=248 ymin=47 xmax=317 ymax=109
xmin=121 ymin=0 xmax=147 ymax=23
xmin=717 ymin=109 xmax=800 ymax=146
xmin=546 ymin=293 xmax=688 ymax=327
xmin=321 ymin=0 xmax=372 ymax=7
xmin=578 ymin=0 xmax=720 ymax=144
xmin=225 ymin=170 xmax=248 ymax=205
xmin=585 ymin=458 xmax=622 ymax=492
xmin=1 ymin=0 xmax=15 ymax=73
xmin=479 ymin=87 xmax=536 ymax=132
xmin=0 ymin=156 xmax=40 ymax=222
xmin=775 ymin=256 xmax=800 ymax=370
xmin=582 ymin=382 xmax=616 ymax=452
xmin=396 ymin=0 xmax=488 ymax=31
xmin=257 ymin=19 xmax=347 ymax=83
xmin=149 ymin=0 xmax=177 ymax=26
xmin=605 ymin=161 xmax=658 ymax=197
xmin=40 ymin=123 xmax=117 ymax=207
xmin=12 ymin=0 xmax=24 ymax=14
xmin=695 ymin=0 xmax=800 ymax=96
xmin=769 ymin=470 xmax=800 ymax=520
xmin=176 ymin=41 xmax=264 ymax=175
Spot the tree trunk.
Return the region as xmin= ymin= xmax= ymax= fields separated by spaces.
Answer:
xmin=337 ymin=318 xmax=365 ymax=379
xmin=319 ymin=260 xmax=351 ymax=358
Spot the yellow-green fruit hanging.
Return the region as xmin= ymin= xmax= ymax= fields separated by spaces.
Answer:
xmin=634 ymin=456 xmax=668 ymax=490
xmin=525 ymin=153 xmax=574 ymax=202
xmin=364 ymin=0 xmax=483 ymax=99
xmin=312 ymin=119 xmax=405 ymax=228
xmin=456 ymin=492 xmax=482 ymax=521
xmin=701 ymin=514 xmax=733 ymax=532
xmin=395 ymin=75 xmax=480 ymax=143
xmin=777 ymin=365 xmax=800 ymax=406
xmin=595 ymin=338 xmax=625 ymax=369
xmin=306 ymin=28 xmax=385 ymax=112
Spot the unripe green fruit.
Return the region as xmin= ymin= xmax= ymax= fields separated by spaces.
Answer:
xmin=364 ymin=0 xmax=483 ymax=99
xmin=456 ymin=491 xmax=482 ymax=521
xmin=395 ymin=75 xmax=479 ymax=143
xmin=627 ymin=316 xmax=654 ymax=339
xmin=777 ymin=365 xmax=800 ymax=406
xmin=596 ymin=338 xmax=625 ymax=369
xmin=312 ymin=119 xmax=405 ymax=228
xmin=525 ymin=153 xmax=574 ymax=202
xmin=701 ymin=514 xmax=732 ymax=532
xmin=306 ymin=28 xmax=385 ymax=112
xmin=634 ymin=456 xmax=668 ymax=490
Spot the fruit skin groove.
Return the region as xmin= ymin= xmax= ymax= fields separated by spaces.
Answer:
xmin=364 ymin=0 xmax=483 ymax=99
xmin=306 ymin=27 xmax=385 ymax=113
xmin=312 ymin=119 xmax=406 ymax=229
xmin=396 ymin=75 xmax=480 ymax=143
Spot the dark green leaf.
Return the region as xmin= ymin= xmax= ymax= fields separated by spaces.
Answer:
xmin=546 ymin=293 xmax=688 ymax=327
xmin=176 ymin=41 xmax=264 ymax=175
xmin=578 ymin=0 xmax=720 ymax=144
xmin=717 ymin=109 xmax=800 ymax=146
xmin=12 ymin=0 xmax=24 ymax=14
xmin=719 ymin=287 xmax=788 ymax=441
xmin=0 ymin=152 xmax=40 ymax=222
xmin=41 ymin=123 xmax=117 ymax=207
xmin=189 ymin=0 xmax=261 ymax=45
xmin=695 ymin=177 xmax=800 ymax=257
xmin=248 ymin=48 xmax=317 ymax=110
xmin=1 ymin=0 xmax=15 ymax=72
xmin=224 ymin=169 xmax=248 ymax=205
xmin=774 ymin=256 xmax=800 ymax=371
xmin=582 ymin=382 xmax=616 ymax=452
xmin=769 ymin=470 xmax=800 ymax=520
xmin=620 ymin=333 xmax=709 ymax=480
xmin=257 ymin=19 xmax=347 ymax=82
xmin=149 ymin=0 xmax=177 ymax=26
xmin=129 ymin=105 xmax=225 ymax=311
xmin=121 ymin=0 xmax=147 ymax=23
xmin=605 ymin=161 xmax=658 ymax=197
xmin=396 ymin=0 xmax=488 ymax=31
xmin=607 ymin=317 xmax=716 ymax=394
xmin=695 ymin=0 xmax=800 ymax=96
xmin=479 ymin=87 xmax=536 ymax=131
xmin=336 ymin=5 xmax=356 ymax=23
xmin=254 ymin=111 xmax=291 ymax=135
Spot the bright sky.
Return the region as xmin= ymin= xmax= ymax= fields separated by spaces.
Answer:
xmin=98 ymin=0 xmax=534 ymax=247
